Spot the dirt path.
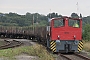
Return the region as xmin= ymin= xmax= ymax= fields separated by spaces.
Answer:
xmin=15 ymin=54 xmax=39 ymax=60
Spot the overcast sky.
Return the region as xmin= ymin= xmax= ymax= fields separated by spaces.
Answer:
xmin=0 ymin=0 xmax=90 ymax=17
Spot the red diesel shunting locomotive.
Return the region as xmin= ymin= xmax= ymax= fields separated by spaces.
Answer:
xmin=46 ymin=16 xmax=83 ymax=53
xmin=0 ymin=16 xmax=83 ymax=53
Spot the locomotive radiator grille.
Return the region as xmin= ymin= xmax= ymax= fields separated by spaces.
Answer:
xmin=50 ymin=41 xmax=56 ymax=52
xmin=78 ymin=40 xmax=83 ymax=52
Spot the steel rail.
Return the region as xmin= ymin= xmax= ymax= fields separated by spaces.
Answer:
xmin=0 ymin=40 xmax=22 ymax=49
xmin=58 ymin=53 xmax=72 ymax=60
xmin=74 ymin=53 xmax=90 ymax=60
xmin=58 ymin=53 xmax=90 ymax=60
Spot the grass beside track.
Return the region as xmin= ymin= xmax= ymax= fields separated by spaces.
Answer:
xmin=0 ymin=44 xmax=54 ymax=60
xmin=83 ymin=41 xmax=90 ymax=52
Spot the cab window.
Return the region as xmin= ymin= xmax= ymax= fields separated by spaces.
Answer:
xmin=54 ymin=19 xmax=64 ymax=27
xmin=69 ymin=19 xmax=80 ymax=28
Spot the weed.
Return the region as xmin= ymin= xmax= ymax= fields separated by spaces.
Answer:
xmin=0 ymin=44 xmax=54 ymax=60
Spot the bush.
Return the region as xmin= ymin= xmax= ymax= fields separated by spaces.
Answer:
xmin=83 ymin=24 xmax=90 ymax=41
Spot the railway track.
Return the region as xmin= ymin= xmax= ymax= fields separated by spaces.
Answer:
xmin=0 ymin=40 xmax=23 ymax=49
xmin=57 ymin=53 xmax=90 ymax=60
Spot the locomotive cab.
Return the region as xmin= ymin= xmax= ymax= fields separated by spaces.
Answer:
xmin=47 ymin=17 xmax=83 ymax=53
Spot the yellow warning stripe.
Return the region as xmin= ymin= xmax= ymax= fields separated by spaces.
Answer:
xmin=50 ymin=41 xmax=54 ymax=45
xmin=79 ymin=41 xmax=83 ymax=48
xmin=51 ymin=42 xmax=56 ymax=47
xmin=78 ymin=45 xmax=82 ymax=50
xmin=50 ymin=41 xmax=56 ymax=52
xmin=78 ymin=48 xmax=81 ymax=51
xmin=78 ymin=47 xmax=82 ymax=50
xmin=78 ymin=40 xmax=83 ymax=52
xmin=51 ymin=44 xmax=56 ymax=49
xmin=51 ymin=44 xmax=56 ymax=48
xmin=78 ymin=48 xmax=81 ymax=50
xmin=53 ymin=48 xmax=56 ymax=51
xmin=79 ymin=43 xmax=83 ymax=48
xmin=78 ymin=46 xmax=83 ymax=50
xmin=51 ymin=45 xmax=56 ymax=49
xmin=79 ymin=41 xmax=83 ymax=45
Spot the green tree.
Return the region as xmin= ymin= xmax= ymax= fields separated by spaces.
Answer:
xmin=83 ymin=24 xmax=90 ymax=41
xmin=47 ymin=12 xmax=62 ymax=18
xmin=71 ymin=13 xmax=79 ymax=18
